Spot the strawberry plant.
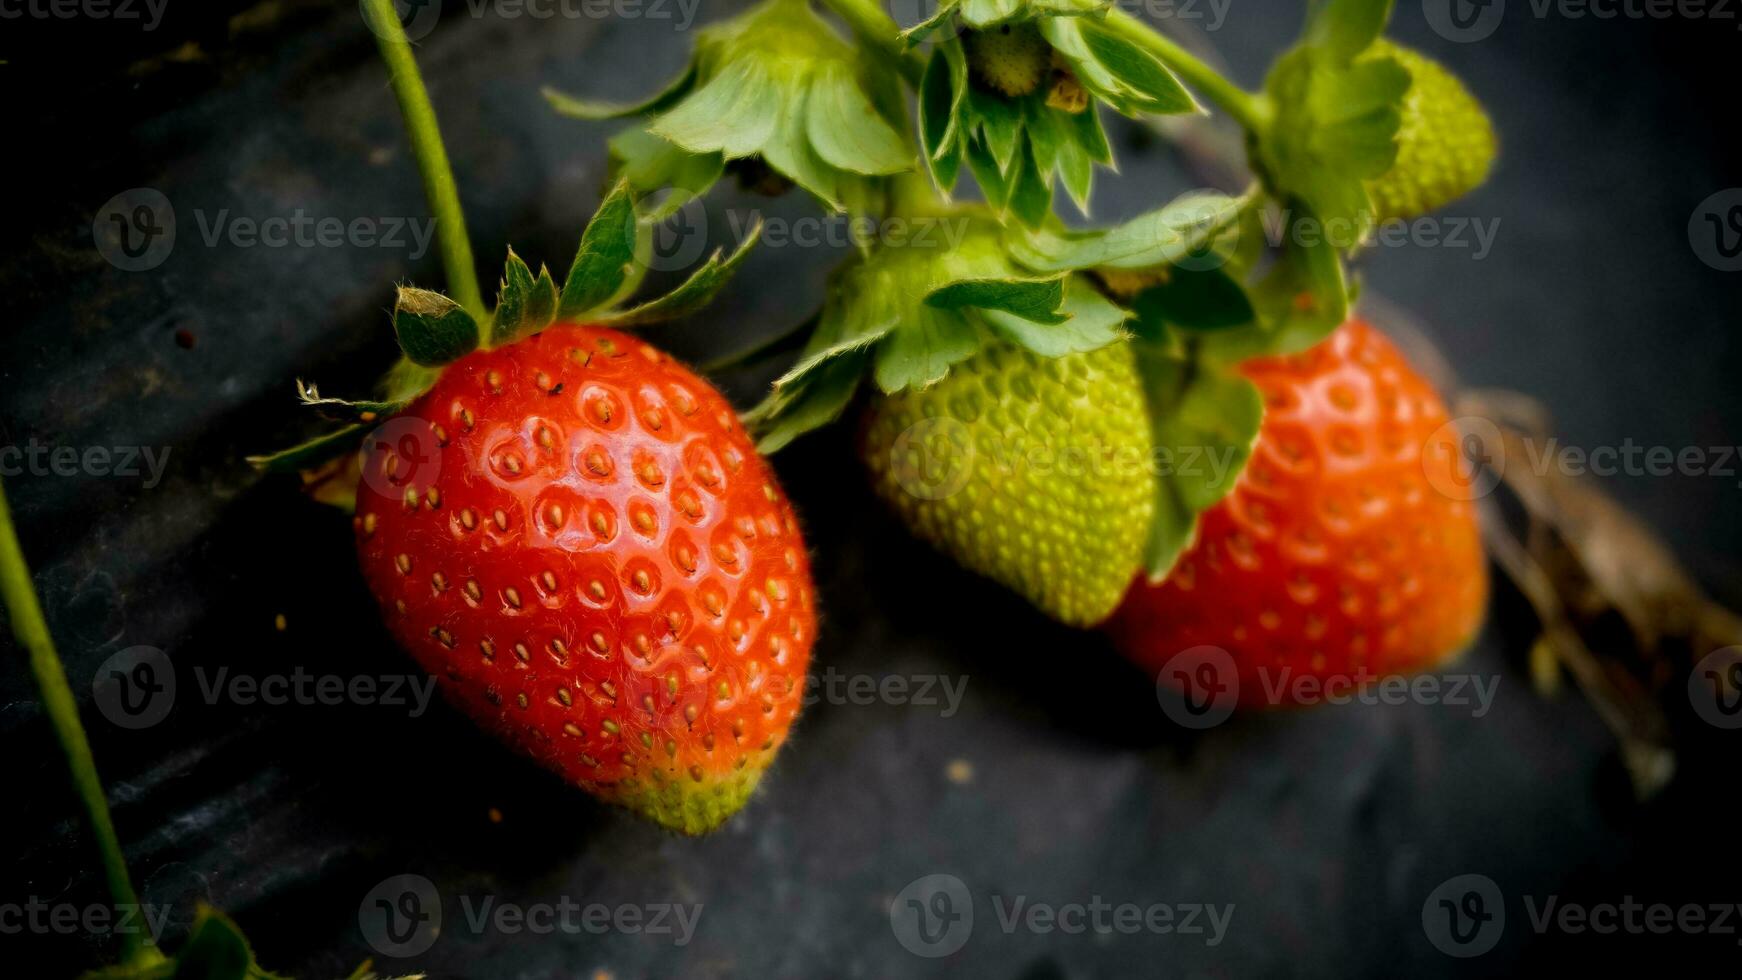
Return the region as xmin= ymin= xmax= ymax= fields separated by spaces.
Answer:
xmin=546 ymin=0 xmax=1497 ymax=643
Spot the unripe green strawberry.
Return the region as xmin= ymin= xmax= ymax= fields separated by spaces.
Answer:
xmin=1363 ymin=40 xmax=1496 ymax=222
xmin=860 ymin=340 xmax=1154 ymax=627
xmin=966 ymin=23 xmax=1050 ymax=97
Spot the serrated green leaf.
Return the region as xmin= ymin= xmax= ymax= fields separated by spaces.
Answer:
xmin=542 ymin=63 xmax=698 ymax=120
xmin=392 ymin=287 xmax=480 ymax=366
xmin=873 ymin=305 xmax=982 ymax=393
xmin=491 ymin=247 xmax=560 ymax=345
xmin=925 ymin=275 xmax=1067 ymax=322
xmin=1075 ymin=17 xmax=1198 ymax=114
xmin=980 ymin=274 xmax=1128 ymax=356
xmin=1305 ymin=0 xmax=1394 ymax=64
xmin=601 ymin=220 xmax=763 ymax=326
xmin=1134 ymin=347 xmax=1263 ymax=580
xmin=761 ymin=82 xmax=847 ymax=208
xmin=805 ymin=61 xmax=913 ymax=175
xmin=752 ymin=346 xmax=869 ymax=452
xmin=246 ymin=424 xmax=365 ymax=473
xmin=559 ymin=180 xmax=639 ymax=319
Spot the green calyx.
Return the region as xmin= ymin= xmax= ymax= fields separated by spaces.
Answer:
xmin=746 ymin=206 xmax=1131 ymax=452
xmin=861 ymin=337 xmax=1154 ymax=626
xmin=1251 ymin=0 xmax=1410 ymax=244
xmin=546 ymin=0 xmax=914 ymax=212
xmin=248 ymin=180 xmax=760 ymax=475
xmin=1360 ymin=40 xmax=1496 ymax=223
xmin=917 ymin=5 xmax=1198 ymax=225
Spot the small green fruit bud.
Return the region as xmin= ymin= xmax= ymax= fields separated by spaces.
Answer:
xmin=965 ymin=23 xmax=1050 ymax=98
xmin=1363 ymin=40 xmax=1497 ymax=223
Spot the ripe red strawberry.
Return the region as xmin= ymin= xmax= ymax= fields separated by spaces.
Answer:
xmin=1107 ymin=318 xmax=1486 ymax=706
xmin=353 ymin=323 xmax=815 ymax=833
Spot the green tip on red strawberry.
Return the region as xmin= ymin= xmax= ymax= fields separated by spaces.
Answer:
xmin=861 ymin=338 xmax=1154 ymax=626
xmin=249 ymin=182 xmax=797 ymax=833
xmin=354 ymin=324 xmax=816 ymax=834
xmin=1360 ymin=40 xmax=1496 ymax=223
xmin=544 ymin=0 xmax=914 ymax=214
xmin=1107 ymin=318 xmax=1488 ymax=706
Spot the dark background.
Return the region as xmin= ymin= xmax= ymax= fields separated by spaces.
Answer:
xmin=4 ymin=0 xmax=1741 ymax=976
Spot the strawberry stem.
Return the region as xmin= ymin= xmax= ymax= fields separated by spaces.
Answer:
xmin=0 ymin=478 xmax=153 ymax=965
xmin=816 ymin=0 xmax=925 ymax=85
xmin=1103 ymin=9 xmax=1265 ymax=133
xmin=361 ymin=0 xmax=486 ymax=322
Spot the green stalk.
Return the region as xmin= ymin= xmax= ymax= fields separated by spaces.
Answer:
xmin=1104 ymin=8 xmax=1266 ymax=133
xmin=361 ymin=0 xmax=486 ymax=320
xmin=818 ymin=0 xmax=927 ymax=85
xmin=0 ymin=479 xmax=154 ymax=965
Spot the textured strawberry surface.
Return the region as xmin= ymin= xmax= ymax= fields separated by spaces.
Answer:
xmin=1108 ymin=319 xmax=1487 ymax=704
xmin=355 ymin=324 xmax=814 ymax=832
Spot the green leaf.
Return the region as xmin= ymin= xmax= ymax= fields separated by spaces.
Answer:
xmin=919 ymin=47 xmax=965 ymax=194
xmin=649 ymin=58 xmax=781 ymax=159
xmin=608 ymin=128 xmax=725 ymax=216
xmin=246 ymin=424 xmax=365 ymax=473
xmin=752 ymin=346 xmax=869 ymax=453
xmin=170 ymin=906 xmax=288 ymax=980
xmin=1007 ymin=139 xmax=1053 ymax=227
xmin=969 ymin=86 xmax=1024 ymax=175
xmin=1010 ymin=191 xmax=1243 ymax=273
xmin=1134 ymin=347 xmax=1263 ymax=580
xmin=899 ymin=0 xmax=962 ymax=44
xmin=1075 ymin=17 xmax=1198 ymax=114
xmin=294 ymin=380 xmax=408 ymax=423
xmin=980 ymin=274 xmax=1129 ymax=356
xmin=925 ymin=275 xmax=1067 ymax=323
xmin=873 ymin=305 xmax=982 ymax=393
xmin=559 ymin=180 xmax=640 ymax=319
xmin=601 ymin=219 xmax=763 ymax=326
xmin=1305 ymin=0 xmax=1394 ymax=64
xmin=964 ymin=134 xmax=1010 ymax=209
xmin=805 ymin=61 xmax=913 ymax=175
xmin=491 ymin=248 xmax=559 ymax=345
xmin=542 ymin=64 xmax=698 ymax=120
xmin=1131 ymin=265 xmax=1255 ymax=331
xmin=393 ymin=287 xmax=480 ymax=367
xmin=760 ymin=82 xmax=847 ymax=208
